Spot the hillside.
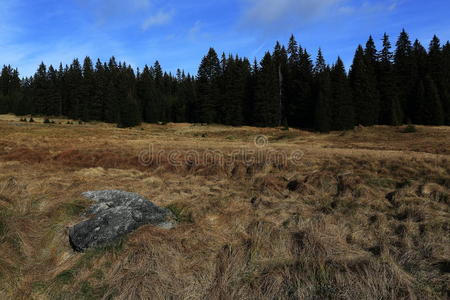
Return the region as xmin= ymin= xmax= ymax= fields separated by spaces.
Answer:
xmin=0 ymin=115 xmax=449 ymax=299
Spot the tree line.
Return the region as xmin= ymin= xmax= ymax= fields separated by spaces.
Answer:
xmin=0 ymin=29 xmax=449 ymax=130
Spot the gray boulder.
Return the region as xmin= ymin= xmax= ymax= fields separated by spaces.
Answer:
xmin=69 ymin=190 xmax=175 ymax=252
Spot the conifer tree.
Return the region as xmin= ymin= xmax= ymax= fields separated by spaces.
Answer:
xmin=378 ymin=33 xmax=403 ymax=125
xmin=254 ymin=52 xmax=280 ymax=126
xmin=313 ymin=49 xmax=332 ymax=132
xmin=428 ymin=36 xmax=450 ymax=125
xmin=330 ymin=57 xmax=354 ymax=130
xmin=443 ymin=41 xmax=450 ymax=124
xmin=286 ymin=35 xmax=303 ymax=127
xmin=32 ymin=62 xmax=49 ymax=116
xmin=81 ymin=57 xmax=95 ymax=121
xmin=272 ymin=42 xmax=288 ymax=126
xmin=47 ymin=65 xmax=62 ymax=116
xmin=350 ymin=45 xmax=380 ymax=126
xmin=66 ymin=59 xmax=83 ymax=119
xmin=197 ymin=48 xmax=221 ymax=123
xmin=422 ymin=75 xmax=444 ymax=125
xmin=394 ymin=29 xmax=413 ymax=121
xmin=118 ymin=92 xmax=141 ymax=128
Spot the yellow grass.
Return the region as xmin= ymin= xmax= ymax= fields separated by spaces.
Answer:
xmin=0 ymin=114 xmax=449 ymax=299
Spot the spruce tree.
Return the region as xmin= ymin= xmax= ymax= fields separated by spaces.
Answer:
xmin=330 ymin=57 xmax=354 ymax=130
xmin=286 ymin=35 xmax=303 ymax=128
xmin=32 ymin=62 xmax=49 ymax=116
xmin=378 ymin=33 xmax=403 ymax=125
xmin=47 ymin=65 xmax=62 ymax=116
xmin=297 ymin=49 xmax=315 ymax=129
xmin=313 ymin=49 xmax=332 ymax=132
xmin=422 ymin=75 xmax=444 ymax=125
xmin=394 ymin=29 xmax=413 ymax=121
xmin=197 ymin=48 xmax=221 ymax=123
xmin=118 ymin=92 xmax=141 ymax=128
xmin=272 ymin=42 xmax=288 ymax=126
xmin=443 ymin=41 xmax=450 ymax=124
xmin=410 ymin=40 xmax=429 ymax=123
xmin=81 ymin=57 xmax=95 ymax=121
xmin=428 ymin=35 xmax=450 ymax=125
xmin=66 ymin=59 xmax=83 ymax=119
xmin=349 ymin=45 xmax=380 ymax=126
xmin=254 ymin=52 xmax=280 ymax=126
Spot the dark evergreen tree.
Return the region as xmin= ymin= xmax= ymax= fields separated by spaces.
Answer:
xmin=286 ymin=35 xmax=302 ymax=127
xmin=422 ymin=75 xmax=444 ymax=125
xmin=66 ymin=59 xmax=83 ymax=119
xmin=394 ymin=29 xmax=413 ymax=121
xmin=1 ymin=31 xmax=449 ymax=130
xmin=330 ymin=57 xmax=354 ymax=130
xmin=47 ymin=65 xmax=62 ymax=116
xmin=253 ymin=52 xmax=280 ymax=126
xmin=313 ymin=49 xmax=332 ymax=132
xmin=428 ymin=36 xmax=450 ymax=125
xmin=118 ymin=92 xmax=141 ymax=128
xmin=80 ymin=57 xmax=95 ymax=121
xmin=32 ymin=63 xmax=49 ymax=115
xmin=350 ymin=45 xmax=380 ymax=126
xmin=443 ymin=41 xmax=450 ymax=124
xmin=378 ymin=33 xmax=403 ymax=125
xmin=197 ymin=48 xmax=221 ymax=123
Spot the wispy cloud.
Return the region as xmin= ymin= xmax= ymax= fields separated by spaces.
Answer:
xmin=142 ymin=10 xmax=174 ymax=30
xmin=240 ymin=0 xmax=343 ymax=26
xmin=238 ymin=0 xmax=400 ymax=32
xmin=75 ymin=0 xmax=153 ymax=25
xmin=188 ymin=21 xmax=203 ymax=41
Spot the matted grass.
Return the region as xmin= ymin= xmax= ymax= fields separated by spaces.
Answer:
xmin=0 ymin=114 xmax=449 ymax=299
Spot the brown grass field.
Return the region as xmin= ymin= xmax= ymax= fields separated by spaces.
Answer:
xmin=0 ymin=114 xmax=449 ymax=299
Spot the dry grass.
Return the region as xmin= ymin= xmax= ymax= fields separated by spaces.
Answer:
xmin=0 ymin=114 xmax=449 ymax=299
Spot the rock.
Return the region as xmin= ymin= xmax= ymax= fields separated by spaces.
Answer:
xmin=69 ymin=190 xmax=175 ymax=252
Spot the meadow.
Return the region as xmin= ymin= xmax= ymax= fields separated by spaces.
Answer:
xmin=0 ymin=114 xmax=449 ymax=299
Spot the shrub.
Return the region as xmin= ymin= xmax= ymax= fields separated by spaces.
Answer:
xmin=402 ymin=124 xmax=417 ymax=133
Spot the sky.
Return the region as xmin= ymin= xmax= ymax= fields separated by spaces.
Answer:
xmin=1 ymin=0 xmax=449 ymax=77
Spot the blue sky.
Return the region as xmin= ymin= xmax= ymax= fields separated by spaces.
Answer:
xmin=1 ymin=0 xmax=449 ymax=77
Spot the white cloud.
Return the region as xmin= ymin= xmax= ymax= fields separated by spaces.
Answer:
xmin=142 ymin=10 xmax=174 ymax=30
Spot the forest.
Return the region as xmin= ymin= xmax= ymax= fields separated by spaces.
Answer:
xmin=0 ymin=29 xmax=449 ymax=131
